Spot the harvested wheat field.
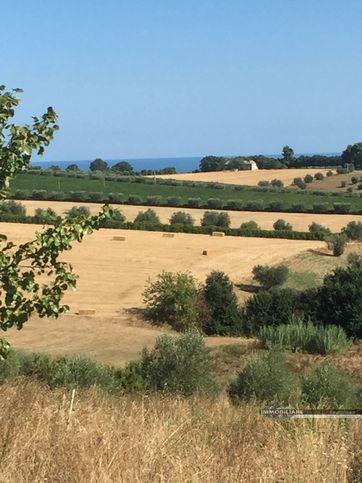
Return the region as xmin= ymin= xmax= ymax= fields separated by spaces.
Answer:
xmin=2 ymin=222 xmax=323 ymax=363
xmin=21 ymin=199 xmax=362 ymax=231
xmin=154 ymin=168 xmax=334 ymax=186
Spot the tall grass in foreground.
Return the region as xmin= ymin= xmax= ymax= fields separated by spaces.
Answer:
xmin=0 ymin=381 xmax=361 ymax=482
xmin=258 ymin=318 xmax=352 ymax=355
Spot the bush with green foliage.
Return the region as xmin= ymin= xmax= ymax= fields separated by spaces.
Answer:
xmin=143 ymin=271 xmax=199 ymax=331
xmin=326 ymin=170 xmax=334 ymax=177
xmin=167 ymin=196 xmax=182 ymax=207
xmin=140 ymin=332 xmax=218 ymax=396
xmin=187 ymin=198 xmax=201 ymax=208
xmin=302 ymin=363 xmax=361 ymax=408
xmin=313 ymin=203 xmax=330 ymax=213
xmin=293 ymin=177 xmax=307 ymax=189
xmin=314 ymin=172 xmax=325 ymax=181
xmin=270 ymin=179 xmax=284 ymax=188
xmin=206 ymin=198 xmax=224 ymax=209
xmin=127 ymin=194 xmax=143 ymax=204
xmin=326 ymin=234 xmax=348 ymax=256
xmin=0 ymin=200 xmax=26 ymax=217
xmin=169 ymin=211 xmax=194 ymax=226
xmin=202 ymin=271 xmax=243 ymax=335
xmin=333 ymin=202 xmax=351 ymax=213
xmin=69 ymin=191 xmax=89 ymax=202
xmin=258 ymin=317 xmax=351 ymax=355
xmin=31 ymin=189 xmax=48 ymax=200
xmin=107 ymin=193 xmax=123 ymax=203
xmin=228 ymin=351 xmax=300 ymax=405
xmin=134 ymin=208 xmax=161 ymax=226
xmin=347 ymin=252 xmax=362 ymax=268
xmin=308 ymin=222 xmax=331 ymax=237
xmin=252 ymin=264 xmax=289 ymax=289
xmin=243 ymin=288 xmax=304 ymax=335
xmin=90 ymin=158 xmax=108 ymax=172
xmin=258 ymin=180 xmax=270 ymax=187
xmin=89 ymin=192 xmax=105 ymax=202
xmin=343 ymin=221 xmax=362 ymax=241
xmin=147 ymin=195 xmax=163 ymax=206
xmin=201 ymin=211 xmax=230 ymax=229
xmin=13 ymin=189 xmax=30 ymax=200
xmin=66 ymin=206 xmax=91 ymax=219
xmin=240 ymin=220 xmax=261 ymax=231
xmin=33 ymin=207 xmax=58 ymax=225
xmin=312 ymin=262 xmax=362 ymax=338
xmin=273 ymin=219 xmax=292 ymax=231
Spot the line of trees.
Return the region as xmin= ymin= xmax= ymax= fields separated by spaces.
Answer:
xmin=199 ymin=141 xmax=362 ymax=172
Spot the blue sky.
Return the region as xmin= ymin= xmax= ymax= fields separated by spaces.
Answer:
xmin=2 ymin=0 xmax=362 ymax=161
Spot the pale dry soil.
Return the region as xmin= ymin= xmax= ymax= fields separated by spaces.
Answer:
xmin=154 ymin=168 xmax=334 ymax=186
xmin=2 ymin=222 xmax=324 ymax=364
xmin=21 ymin=199 xmax=362 ymax=231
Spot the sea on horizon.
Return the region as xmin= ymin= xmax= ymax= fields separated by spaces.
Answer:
xmin=31 ymin=152 xmax=341 ymax=173
xmin=31 ymin=157 xmax=203 ymax=173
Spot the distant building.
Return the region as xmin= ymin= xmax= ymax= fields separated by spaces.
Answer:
xmin=247 ymin=160 xmax=258 ymax=170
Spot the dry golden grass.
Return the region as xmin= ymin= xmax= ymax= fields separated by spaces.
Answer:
xmin=0 ymin=381 xmax=360 ymax=482
xmin=21 ymin=199 xmax=362 ymax=231
xmin=154 ymin=168 xmax=334 ymax=186
xmin=307 ymin=170 xmax=362 ymax=192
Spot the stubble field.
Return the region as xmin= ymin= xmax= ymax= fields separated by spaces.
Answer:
xmin=155 ymin=168 xmax=333 ymax=186
xmin=2 ymin=222 xmax=324 ymax=363
xmin=21 ymin=199 xmax=362 ymax=231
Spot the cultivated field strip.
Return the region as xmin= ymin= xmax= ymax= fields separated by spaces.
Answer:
xmin=20 ymin=200 xmax=362 ymax=231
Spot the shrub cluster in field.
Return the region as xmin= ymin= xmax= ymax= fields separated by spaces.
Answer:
xmin=243 ymin=256 xmax=362 ymax=339
xmin=0 ymin=333 xmax=360 ymax=408
xmin=0 ymin=332 xmax=218 ymax=397
xmin=228 ymin=351 xmax=361 ymax=408
xmin=143 ymin=270 xmax=243 ymax=335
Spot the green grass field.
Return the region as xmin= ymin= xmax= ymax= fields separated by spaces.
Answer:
xmin=11 ymin=173 xmax=362 ymax=212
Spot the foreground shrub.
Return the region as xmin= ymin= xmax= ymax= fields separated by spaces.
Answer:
xmin=302 ymin=364 xmax=361 ymax=408
xmin=66 ymin=206 xmax=91 ymax=219
xmin=143 ymin=271 xmax=199 ymax=331
xmin=202 ymin=271 xmax=243 ymax=335
xmin=17 ymin=351 xmax=117 ymax=391
xmin=258 ymin=317 xmax=351 ymax=355
xmin=140 ymin=332 xmax=218 ymax=396
xmin=169 ymin=211 xmax=194 ymax=226
xmin=252 ymin=264 xmax=289 ymax=289
xmin=228 ymin=351 xmax=300 ymax=405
